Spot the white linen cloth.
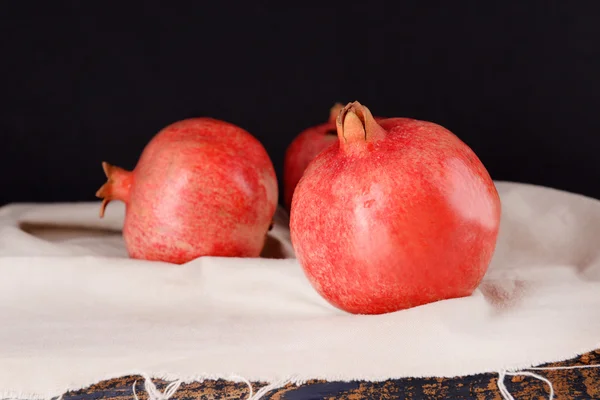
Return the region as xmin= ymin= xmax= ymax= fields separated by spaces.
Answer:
xmin=0 ymin=181 xmax=598 ymax=399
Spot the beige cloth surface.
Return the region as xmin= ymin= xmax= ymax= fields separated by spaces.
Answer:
xmin=0 ymin=181 xmax=599 ymax=399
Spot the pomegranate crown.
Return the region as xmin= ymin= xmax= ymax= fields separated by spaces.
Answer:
xmin=335 ymin=101 xmax=386 ymax=147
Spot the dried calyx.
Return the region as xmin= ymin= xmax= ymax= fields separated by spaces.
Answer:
xmin=95 ymin=161 xmax=133 ymax=217
xmin=335 ymin=101 xmax=386 ymax=148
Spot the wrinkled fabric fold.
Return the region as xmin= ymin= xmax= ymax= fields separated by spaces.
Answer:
xmin=0 ymin=181 xmax=599 ymax=399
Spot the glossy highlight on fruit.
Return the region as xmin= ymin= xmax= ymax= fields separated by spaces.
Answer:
xmin=290 ymin=101 xmax=501 ymax=315
xmin=96 ymin=117 xmax=278 ymax=264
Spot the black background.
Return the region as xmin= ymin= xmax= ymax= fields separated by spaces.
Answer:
xmin=2 ymin=1 xmax=600 ymax=206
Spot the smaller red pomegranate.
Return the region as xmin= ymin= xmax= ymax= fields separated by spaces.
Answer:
xmin=96 ymin=118 xmax=278 ymax=264
xmin=283 ymin=103 xmax=343 ymax=210
xmin=290 ymin=101 xmax=501 ymax=315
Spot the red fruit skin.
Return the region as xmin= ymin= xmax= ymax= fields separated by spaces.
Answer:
xmin=97 ymin=118 xmax=278 ymax=264
xmin=290 ymin=102 xmax=501 ymax=315
xmin=283 ymin=104 xmax=342 ymax=210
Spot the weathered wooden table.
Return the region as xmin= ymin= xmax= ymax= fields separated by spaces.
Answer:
xmin=59 ymin=349 xmax=599 ymax=399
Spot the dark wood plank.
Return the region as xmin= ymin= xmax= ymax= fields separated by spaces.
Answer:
xmin=59 ymin=349 xmax=600 ymax=400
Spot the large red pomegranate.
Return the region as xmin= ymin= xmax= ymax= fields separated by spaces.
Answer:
xmin=283 ymin=103 xmax=343 ymax=210
xmin=290 ymin=101 xmax=501 ymax=315
xmin=96 ymin=118 xmax=278 ymax=264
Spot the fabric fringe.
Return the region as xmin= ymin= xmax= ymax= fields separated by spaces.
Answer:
xmin=2 ymin=364 xmax=600 ymax=400
xmin=497 ymin=364 xmax=600 ymax=400
xmin=130 ymin=373 xmax=305 ymax=400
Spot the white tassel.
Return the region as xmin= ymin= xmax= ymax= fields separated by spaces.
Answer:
xmin=133 ymin=375 xmax=182 ymax=400
xmin=247 ymin=376 xmax=305 ymax=400
xmin=227 ymin=374 xmax=254 ymax=398
xmin=127 ymin=365 xmax=600 ymax=400
xmin=130 ymin=374 xmax=306 ymax=400
xmin=497 ymin=363 xmax=600 ymax=400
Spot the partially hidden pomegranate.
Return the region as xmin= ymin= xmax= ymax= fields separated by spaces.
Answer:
xmin=283 ymin=103 xmax=343 ymax=210
xmin=290 ymin=101 xmax=501 ymax=315
xmin=96 ymin=118 xmax=278 ymax=264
